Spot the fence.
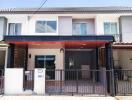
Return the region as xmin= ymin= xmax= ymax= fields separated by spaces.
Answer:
xmin=23 ymin=70 xmax=34 ymax=90
xmin=0 ymin=69 xmax=4 ymax=94
xmin=45 ymin=69 xmax=113 ymax=96
xmin=114 ymin=69 xmax=132 ymax=95
xmin=2 ymin=68 xmax=132 ymax=96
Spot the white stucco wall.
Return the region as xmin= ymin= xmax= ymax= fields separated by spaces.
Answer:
xmin=4 ymin=68 xmax=24 ymax=94
xmin=28 ymin=47 xmax=64 ymax=70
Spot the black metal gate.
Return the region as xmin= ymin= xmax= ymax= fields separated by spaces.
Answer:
xmin=24 ymin=70 xmax=34 ymax=90
xmin=0 ymin=69 xmax=4 ymax=94
xmin=114 ymin=69 xmax=132 ymax=95
xmin=46 ymin=69 xmax=110 ymax=95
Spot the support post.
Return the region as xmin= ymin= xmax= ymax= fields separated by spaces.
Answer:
xmin=34 ymin=68 xmax=46 ymax=95
xmin=105 ymin=43 xmax=115 ymax=96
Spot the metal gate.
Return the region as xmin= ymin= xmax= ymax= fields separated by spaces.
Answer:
xmin=24 ymin=70 xmax=34 ymax=90
xmin=46 ymin=69 xmax=110 ymax=95
xmin=114 ymin=69 xmax=132 ymax=95
xmin=0 ymin=69 xmax=4 ymax=94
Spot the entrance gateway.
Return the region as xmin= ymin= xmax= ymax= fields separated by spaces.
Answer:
xmin=24 ymin=55 xmax=55 ymax=90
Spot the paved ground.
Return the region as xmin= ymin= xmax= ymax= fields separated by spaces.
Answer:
xmin=0 ymin=96 xmax=116 ymax=100
xmin=1 ymin=95 xmax=132 ymax=100
xmin=115 ymin=96 xmax=132 ymax=100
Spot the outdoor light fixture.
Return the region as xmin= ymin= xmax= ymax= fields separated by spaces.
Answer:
xmin=69 ymin=57 xmax=74 ymax=68
xmin=29 ymin=54 xmax=31 ymax=58
xmin=82 ymin=44 xmax=86 ymax=46
xmin=60 ymin=48 xmax=64 ymax=53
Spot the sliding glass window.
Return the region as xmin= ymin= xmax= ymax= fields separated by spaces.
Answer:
xmin=8 ymin=23 xmax=21 ymax=35
xmin=35 ymin=21 xmax=57 ymax=33
xmin=104 ymin=22 xmax=117 ymax=35
xmin=73 ymin=23 xmax=88 ymax=35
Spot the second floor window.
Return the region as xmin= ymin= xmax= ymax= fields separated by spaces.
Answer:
xmin=8 ymin=23 xmax=21 ymax=35
xmin=104 ymin=22 xmax=118 ymax=35
xmin=35 ymin=21 xmax=57 ymax=33
xmin=73 ymin=23 xmax=88 ymax=35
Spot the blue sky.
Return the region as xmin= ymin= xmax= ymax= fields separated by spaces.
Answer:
xmin=0 ymin=0 xmax=132 ymax=8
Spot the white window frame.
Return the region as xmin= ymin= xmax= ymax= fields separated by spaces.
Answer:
xmin=104 ymin=22 xmax=118 ymax=35
xmin=35 ymin=19 xmax=58 ymax=35
xmin=72 ymin=22 xmax=92 ymax=35
xmin=8 ymin=23 xmax=22 ymax=36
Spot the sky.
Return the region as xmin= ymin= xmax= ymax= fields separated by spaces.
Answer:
xmin=0 ymin=0 xmax=132 ymax=8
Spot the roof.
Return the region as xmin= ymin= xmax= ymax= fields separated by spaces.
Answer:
xmin=1 ymin=7 xmax=132 ymax=14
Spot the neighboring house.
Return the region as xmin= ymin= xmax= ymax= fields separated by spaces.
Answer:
xmin=0 ymin=7 xmax=132 ymax=96
xmin=0 ymin=17 xmax=8 ymax=72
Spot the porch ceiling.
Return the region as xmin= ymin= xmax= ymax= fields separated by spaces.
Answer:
xmin=4 ymin=35 xmax=114 ymax=48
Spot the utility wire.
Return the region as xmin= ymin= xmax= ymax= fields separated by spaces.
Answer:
xmin=31 ymin=0 xmax=48 ymax=18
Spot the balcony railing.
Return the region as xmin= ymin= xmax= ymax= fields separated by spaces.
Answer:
xmin=113 ymin=34 xmax=120 ymax=42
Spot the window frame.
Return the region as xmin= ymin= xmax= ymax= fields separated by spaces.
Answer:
xmin=72 ymin=22 xmax=92 ymax=36
xmin=104 ymin=22 xmax=118 ymax=35
xmin=35 ymin=20 xmax=57 ymax=34
xmin=8 ymin=23 xmax=22 ymax=36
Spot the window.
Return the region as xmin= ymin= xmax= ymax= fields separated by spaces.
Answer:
xmin=35 ymin=21 xmax=57 ymax=33
xmin=8 ymin=23 xmax=21 ymax=35
xmin=104 ymin=22 xmax=117 ymax=34
xmin=35 ymin=55 xmax=55 ymax=79
xmin=73 ymin=23 xmax=88 ymax=35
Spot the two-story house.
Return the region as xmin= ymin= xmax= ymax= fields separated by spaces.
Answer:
xmin=0 ymin=7 xmax=132 ymax=96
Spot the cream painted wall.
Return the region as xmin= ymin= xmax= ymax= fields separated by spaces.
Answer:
xmin=113 ymin=50 xmax=119 ymax=67
xmin=5 ymin=15 xmax=28 ymax=35
xmin=28 ymin=48 xmax=64 ymax=70
xmin=95 ymin=15 xmax=119 ymax=35
xmin=113 ymin=49 xmax=132 ymax=69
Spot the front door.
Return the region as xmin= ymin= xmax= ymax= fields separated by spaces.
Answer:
xmin=35 ymin=55 xmax=55 ymax=79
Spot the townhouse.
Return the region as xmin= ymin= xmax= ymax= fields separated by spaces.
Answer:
xmin=0 ymin=7 xmax=132 ymax=96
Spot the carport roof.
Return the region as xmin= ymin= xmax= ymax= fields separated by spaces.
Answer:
xmin=4 ymin=35 xmax=114 ymax=43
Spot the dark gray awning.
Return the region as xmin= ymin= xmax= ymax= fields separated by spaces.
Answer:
xmin=4 ymin=35 xmax=114 ymax=43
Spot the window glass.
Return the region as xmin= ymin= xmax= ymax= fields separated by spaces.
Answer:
xmin=104 ymin=23 xmax=111 ymax=34
xmin=81 ymin=23 xmax=87 ymax=35
xmin=35 ymin=21 xmax=57 ymax=33
xmin=73 ymin=23 xmax=88 ymax=35
xmin=8 ymin=23 xmax=21 ymax=35
xmin=47 ymin=21 xmax=56 ymax=33
xmin=35 ymin=21 xmax=46 ymax=33
xmin=104 ymin=22 xmax=117 ymax=34
xmin=73 ymin=23 xmax=80 ymax=35
xmin=111 ymin=23 xmax=117 ymax=34
xmin=35 ymin=55 xmax=55 ymax=79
